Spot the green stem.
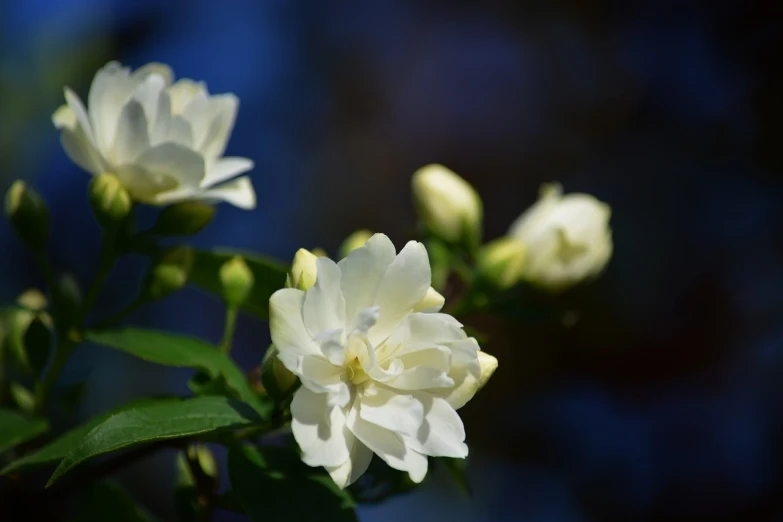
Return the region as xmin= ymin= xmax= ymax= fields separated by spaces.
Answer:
xmin=219 ymin=306 xmax=239 ymax=354
xmin=81 ymin=232 xmax=118 ymax=315
xmin=34 ymin=253 xmax=57 ymax=303
xmin=34 ymin=225 xmax=121 ymax=415
xmin=33 ymin=335 xmax=75 ymax=415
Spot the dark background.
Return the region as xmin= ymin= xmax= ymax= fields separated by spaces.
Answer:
xmin=1 ymin=1 xmax=782 ymax=521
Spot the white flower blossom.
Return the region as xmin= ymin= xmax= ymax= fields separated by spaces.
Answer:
xmin=52 ymin=61 xmax=255 ymax=209
xmin=508 ymin=183 xmax=612 ymax=291
xmin=269 ymin=233 xmax=497 ymax=487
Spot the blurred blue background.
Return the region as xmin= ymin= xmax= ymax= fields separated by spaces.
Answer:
xmin=2 ymin=0 xmax=783 ymax=520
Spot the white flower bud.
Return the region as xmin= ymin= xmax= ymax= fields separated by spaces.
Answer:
xmin=508 ymin=183 xmax=612 ymax=292
xmin=287 ymin=248 xmax=319 ymax=291
xmin=412 ymin=164 xmax=482 ymax=247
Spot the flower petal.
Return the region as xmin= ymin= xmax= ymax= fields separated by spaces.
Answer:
xmin=348 ymin=404 xmax=428 ymax=483
xmin=325 ymin=437 xmax=373 ymax=489
xmin=64 ymin=87 xmax=98 ymax=148
xmin=181 ymin=176 xmax=256 ymax=209
xmin=291 ymin=387 xmax=351 ymax=467
xmin=199 ymin=94 xmax=238 ymax=160
xmin=53 ymin=105 xmax=105 ymax=174
xmin=269 ymin=288 xmax=319 ymax=362
xmin=112 ymin=100 xmax=150 ymax=164
xmin=401 ymin=394 xmax=467 ymax=458
xmin=303 ymin=258 xmax=346 ymax=338
xmin=86 ymin=61 xmax=131 ymax=152
xmin=371 ymin=241 xmax=431 ymax=343
xmin=359 ymin=384 xmax=424 ymax=437
xmin=338 ymin=233 xmax=396 ymax=328
xmin=203 ymin=157 xmax=254 ymax=187
xmin=135 ymin=142 xmax=205 ymax=190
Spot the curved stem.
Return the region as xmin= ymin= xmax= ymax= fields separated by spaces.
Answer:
xmin=219 ymin=307 xmax=239 ymax=354
xmin=91 ymin=295 xmax=146 ymax=330
xmin=81 ymin=233 xmax=118 ymax=316
xmin=33 ymin=336 xmax=75 ymax=415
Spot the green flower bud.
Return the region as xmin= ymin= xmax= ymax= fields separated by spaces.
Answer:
xmin=219 ymin=256 xmax=254 ymax=307
xmin=9 ymin=383 xmax=35 ymax=414
xmin=338 ymin=229 xmax=374 ymax=259
xmin=476 ymin=237 xmax=527 ymax=289
xmin=412 ymin=164 xmax=483 ymax=249
xmin=6 ymin=290 xmax=52 ymax=378
xmin=4 ymin=180 xmax=49 ymax=254
xmin=260 ymin=345 xmax=299 ymax=402
xmin=88 ymin=173 xmax=131 ymax=228
xmin=286 ymin=248 xmax=319 ymax=291
xmin=153 ymin=201 xmax=215 ymax=236
xmin=145 ymin=246 xmax=193 ymax=300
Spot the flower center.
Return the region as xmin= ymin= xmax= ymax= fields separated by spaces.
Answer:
xmin=343 ymin=334 xmax=371 ymax=385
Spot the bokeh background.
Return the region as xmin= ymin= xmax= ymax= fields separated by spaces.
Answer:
xmin=2 ymin=1 xmax=783 ymax=520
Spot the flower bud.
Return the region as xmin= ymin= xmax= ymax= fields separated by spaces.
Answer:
xmin=4 ymin=180 xmax=49 ymax=254
xmin=286 ymin=248 xmax=319 ymax=291
xmin=260 ymin=345 xmax=299 ymax=402
xmin=508 ymin=183 xmax=612 ymax=292
xmin=6 ymin=290 xmax=52 ymax=378
xmin=88 ymin=173 xmax=132 ymax=228
xmin=413 ymin=287 xmax=445 ymax=313
xmin=476 ymin=351 xmax=498 ymax=390
xmin=145 ymin=246 xmax=193 ymax=300
xmin=153 ymin=201 xmax=215 ymax=236
xmin=411 ymin=164 xmax=482 ymax=248
xmin=219 ymin=256 xmax=254 ymax=307
xmin=338 ymin=229 xmax=374 ymax=259
xmin=476 ymin=237 xmax=527 ymax=289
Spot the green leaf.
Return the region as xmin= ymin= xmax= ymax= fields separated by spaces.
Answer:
xmin=48 ymin=396 xmax=260 ymax=486
xmin=190 ymin=248 xmax=288 ymax=319
xmin=86 ymin=328 xmax=272 ymax=418
xmin=0 ymin=408 xmax=48 ymax=453
xmin=67 ymin=480 xmax=159 ymax=522
xmin=228 ymin=444 xmax=357 ymax=522
xmin=1 ymin=397 xmax=165 ymax=475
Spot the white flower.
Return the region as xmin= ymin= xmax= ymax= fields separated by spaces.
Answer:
xmin=411 ymin=164 xmax=482 ymax=245
xmin=52 ymin=61 xmax=255 ymax=209
xmin=508 ymin=183 xmax=612 ymax=291
xmin=269 ymin=233 xmax=496 ymax=488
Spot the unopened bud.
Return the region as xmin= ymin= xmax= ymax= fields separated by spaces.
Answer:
xmin=338 ymin=229 xmax=374 ymax=259
xmin=153 ymin=201 xmax=215 ymax=236
xmin=476 ymin=351 xmax=498 ymax=390
xmin=476 ymin=237 xmax=527 ymax=289
xmin=286 ymin=249 xmax=319 ymax=291
xmin=4 ymin=180 xmax=49 ymax=254
xmin=219 ymin=256 xmax=254 ymax=307
xmin=412 ymin=164 xmax=482 ymax=249
xmin=145 ymin=246 xmax=193 ymax=300
xmin=88 ymin=173 xmax=131 ymax=228
xmin=7 ymin=290 xmax=52 ymax=377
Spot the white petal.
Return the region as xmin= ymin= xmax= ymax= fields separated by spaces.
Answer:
xmin=180 ymin=90 xmax=212 ymax=145
xmin=371 ymin=241 xmax=431 ymax=343
xmin=87 ymin=61 xmax=130 ymax=152
xmin=199 ymin=94 xmax=238 ymax=160
xmin=413 ymin=287 xmax=445 ymax=313
xmin=53 ymin=105 xmax=105 ymax=174
xmin=338 ymin=233 xmax=396 ymax=327
xmin=291 ymin=387 xmax=351 ymax=467
xmin=203 ymin=157 xmax=254 ymax=187
xmin=114 ymin=164 xmax=177 ymax=204
xmin=438 ymin=339 xmax=482 ymax=409
xmin=300 ymin=354 xmax=343 ymax=388
xmin=168 ymin=79 xmax=207 ymax=114
xmin=359 ymin=384 xmax=424 ymax=437
xmin=303 ymin=258 xmax=346 ymax=338
xmin=112 ymin=100 xmax=149 ymax=164
xmin=132 ymin=62 xmax=174 ymax=87
xmin=147 ymin=89 xmax=172 ymax=145
xmin=135 ymin=142 xmax=205 ymax=188
xmin=130 ymin=73 xmax=166 ymax=127
xmin=348 ymin=405 xmax=428 ymax=483
xmin=401 ymin=394 xmax=467 ymax=458
xmin=164 ymin=116 xmax=194 ymax=148
xmin=325 ymin=438 xmax=373 ymax=489
xmin=269 ymin=288 xmax=319 ymax=361
xmin=387 ymin=366 xmax=454 ymax=391
xmin=64 ymin=88 xmax=97 ymax=148
xmin=179 ymin=176 xmax=256 ymax=209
